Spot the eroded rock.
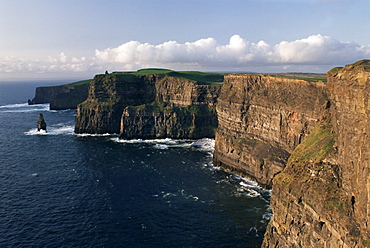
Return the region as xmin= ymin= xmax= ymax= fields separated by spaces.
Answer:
xmin=37 ymin=113 xmax=47 ymax=132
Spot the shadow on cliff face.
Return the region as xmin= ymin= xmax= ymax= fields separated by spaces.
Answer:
xmin=213 ymin=74 xmax=328 ymax=189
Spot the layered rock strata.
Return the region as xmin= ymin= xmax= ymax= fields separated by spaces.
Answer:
xmin=29 ymin=82 xmax=89 ymax=110
xmin=213 ymin=74 xmax=328 ymax=188
xmin=263 ymin=60 xmax=370 ymax=247
xmin=74 ymin=73 xmax=220 ymax=137
xmin=120 ymin=104 xmax=217 ymax=139
xmin=75 ymin=74 xmax=157 ymax=134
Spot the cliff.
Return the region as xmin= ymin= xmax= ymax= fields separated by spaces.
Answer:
xmin=34 ymin=63 xmax=370 ymax=246
xmin=213 ymin=74 xmax=328 ymax=188
xmin=29 ymin=80 xmax=90 ymax=110
xmin=74 ymin=74 xmax=157 ymax=134
xmin=120 ymin=104 xmax=217 ymax=139
xmin=74 ymin=71 xmax=221 ymax=136
xmin=263 ymin=60 xmax=370 ymax=247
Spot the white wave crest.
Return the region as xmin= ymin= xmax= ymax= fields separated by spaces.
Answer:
xmin=154 ymin=189 xmax=202 ymax=203
xmin=24 ymin=124 xmax=74 ymax=136
xmin=112 ymin=137 xmax=215 ymax=152
xmin=76 ymin=133 xmax=114 ymax=137
xmin=190 ymin=138 xmax=215 ymax=153
xmin=235 ymin=187 xmax=261 ymax=198
xmin=0 ymin=103 xmax=49 ymax=113
xmin=0 ymin=103 xmax=29 ymax=109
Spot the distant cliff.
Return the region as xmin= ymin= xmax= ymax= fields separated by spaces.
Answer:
xmin=213 ymin=74 xmax=328 ymax=188
xmin=29 ymin=80 xmax=90 ymax=110
xmin=75 ymin=73 xmax=157 ymax=134
xmin=263 ymin=60 xmax=370 ymax=247
xmin=74 ymin=70 xmax=222 ymax=137
xmin=120 ymin=104 xmax=217 ymax=139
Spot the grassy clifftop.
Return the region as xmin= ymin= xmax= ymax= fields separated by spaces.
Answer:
xmin=110 ymin=68 xmax=227 ymax=85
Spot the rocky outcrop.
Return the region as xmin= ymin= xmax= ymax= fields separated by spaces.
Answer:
xmin=213 ymin=74 xmax=328 ymax=188
xmin=50 ymin=83 xmax=89 ymax=110
xmin=74 ymin=73 xmax=221 ymax=135
xmin=29 ymin=81 xmax=90 ymax=110
xmin=37 ymin=113 xmax=47 ymax=131
xmin=262 ymin=60 xmax=370 ymax=247
xmin=118 ymin=76 xmax=220 ymax=139
xmin=74 ymin=74 xmax=157 ymax=134
xmin=155 ymin=77 xmax=220 ymax=107
xmin=120 ymin=104 xmax=217 ymax=139
xmin=30 ymin=85 xmax=71 ymax=104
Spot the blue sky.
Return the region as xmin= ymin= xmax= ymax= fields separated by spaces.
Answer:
xmin=0 ymin=0 xmax=369 ymax=80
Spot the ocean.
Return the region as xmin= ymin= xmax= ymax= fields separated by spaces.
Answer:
xmin=0 ymin=82 xmax=271 ymax=247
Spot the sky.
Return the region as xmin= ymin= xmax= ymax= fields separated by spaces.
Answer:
xmin=0 ymin=0 xmax=370 ymax=81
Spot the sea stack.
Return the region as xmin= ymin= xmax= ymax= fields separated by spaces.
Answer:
xmin=37 ymin=113 xmax=47 ymax=132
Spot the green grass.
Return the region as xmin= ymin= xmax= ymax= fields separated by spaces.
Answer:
xmin=328 ymin=60 xmax=370 ymax=74
xmin=274 ymin=113 xmax=335 ymax=186
xmin=351 ymin=59 xmax=370 ymax=67
xmin=266 ymin=74 xmax=327 ymax=82
xmin=68 ymin=79 xmax=92 ymax=86
xmin=290 ymin=120 xmax=334 ymax=163
xmin=109 ymin=68 xmax=227 ymax=85
xmin=328 ymin=67 xmax=343 ymax=74
xmin=130 ymin=68 xmax=174 ymax=76
xmin=166 ymin=71 xmax=226 ymax=84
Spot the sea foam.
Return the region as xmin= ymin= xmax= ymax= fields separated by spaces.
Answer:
xmin=24 ymin=124 xmax=74 ymax=136
xmin=0 ymin=103 xmax=49 ymax=113
xmin=112 ymin=137 xmax=215 ymax=153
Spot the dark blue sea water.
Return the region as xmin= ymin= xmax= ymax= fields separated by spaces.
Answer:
xmin=0 ymin=82 xmax=271 ymax=247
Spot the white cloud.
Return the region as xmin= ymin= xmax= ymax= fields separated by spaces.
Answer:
xmin=94 ymin=34 xmax=370 ymax=71
xmin=1 ymin=34 xmax=370 ymax=79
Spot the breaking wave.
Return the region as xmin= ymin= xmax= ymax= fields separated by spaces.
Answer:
xmin=75 ymin=133 xmax=115 ymax=137
xmin=0 ymin=103 xmax=49 ymax=113
xmin=215 ymin=173 xmax=271 ymax=201
xmin=24 ymin=123 xmax=74 ymax=135
xmin=112 ymin=137 xmax=215 ymax=154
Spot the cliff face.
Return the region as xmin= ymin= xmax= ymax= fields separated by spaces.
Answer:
xmin=155 ymin=77 xmax=220 ymax=107
xmin=74 ymin=74 xmax=156 ymax=134
xmin=30 ymin=85 xmax=71 ymax=104
xmin=263 ymin=60 xmax=370 ymax=247
xmin=213 ymin=74 xmax=328 ymax=188
xmin=50 ymin=83 xmax=89 ymax=110
xmin=29 ymin=82 xmax=89 ymax=110
xmin=74 ymin=73 xmax=220 ymax=136
xmin=120 ymin=104 xmax=217 ymax=139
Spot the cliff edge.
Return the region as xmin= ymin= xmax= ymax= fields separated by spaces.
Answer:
xmin=263 ymin=60 xmax=370 ymax=247
xmin=74 ymin=70 xmax=222 ymax=137
xmin=29 ymin=80 xmax=90 ymax=110
xmin=213 ymin=74 xmax=328 ymax=188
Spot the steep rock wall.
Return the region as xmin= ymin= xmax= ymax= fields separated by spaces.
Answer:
xmin=155 ymin=77 xmax=220 ymax=107
xmin=118 ymin=77 xmax=220 ymax=139
xmin=75 ymin=74 xmax=221 ymax=136
xmin=50 ymin=83 xmax=89 ymax=110
xmin=74 ymin=74 xmax=156 ymax=134
xmin=263 ymin=60 xmax=370 ymax=247
xmin=213 ymin=74 xmax=328 ymax=188
xmin=30 ymin=85 xmax=71 ymax=104
xmin=120 ymin=104 xmax=217 ymax=139
xmin=29 ymin=83 xmax=89 ymax=110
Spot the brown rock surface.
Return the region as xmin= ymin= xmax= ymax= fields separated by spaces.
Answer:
xmin=213 ymin=74 xmax=327 ymax=188
xmin=155 ymin=77 xmax=220 ymax=107
xmin=263 ymin=60 xmax=370 ymax=247
xmin=74 ymin=74 xmax=156 ymax=134
xmin=74 ymin=73 xmax=220 ymax=136
xmin=120 ymin=104 xmax=217 ymax=139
